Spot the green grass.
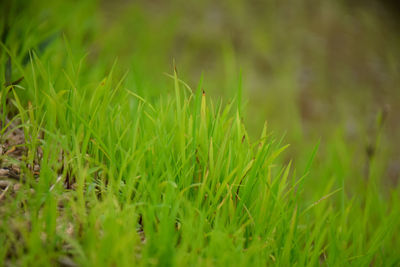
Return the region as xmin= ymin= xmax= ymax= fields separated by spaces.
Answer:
xmin=1 ymin=0 xmax=399 ymax=266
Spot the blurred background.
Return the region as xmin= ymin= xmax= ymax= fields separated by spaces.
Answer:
xmin=3 ymin=0 xmax=400 ymax=193
xmin=97 ymin=0 xmax=400 ymax=189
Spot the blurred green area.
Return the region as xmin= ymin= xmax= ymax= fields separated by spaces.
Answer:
xmin=2 ymin=0 xmax=399 ymax=191
xmin=99 ymin=0 xmax=400 ymax=189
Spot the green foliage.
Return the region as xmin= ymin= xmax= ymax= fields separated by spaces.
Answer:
xmin=0 ymin=0 xmax=399 ymax=266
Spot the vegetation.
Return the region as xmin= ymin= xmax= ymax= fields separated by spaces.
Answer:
xmin=0 ymin=0 xmax=399 ymax=266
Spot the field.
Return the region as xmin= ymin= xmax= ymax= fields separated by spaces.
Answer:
xmin=1 ymin=0 xmax=399 ymax=266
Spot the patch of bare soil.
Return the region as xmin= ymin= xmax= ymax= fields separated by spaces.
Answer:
xmin=0 ymin=117 xmax=30 ymax=199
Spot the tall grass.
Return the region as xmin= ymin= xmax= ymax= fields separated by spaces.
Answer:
xmin=0 ymin=0 xmax=399 ymax=266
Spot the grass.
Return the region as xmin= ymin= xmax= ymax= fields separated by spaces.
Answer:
xmin=1 ymin=0 xmax=400 ymax=266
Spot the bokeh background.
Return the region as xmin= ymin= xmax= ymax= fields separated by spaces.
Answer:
xmin=97 ymin=0 xmax=400 ymax=189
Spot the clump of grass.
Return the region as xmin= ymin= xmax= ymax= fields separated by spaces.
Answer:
xmin=1 ymin=45 xmax=298 ymax=265
xmin=1 ymin=1 xmax=399 ymax=266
